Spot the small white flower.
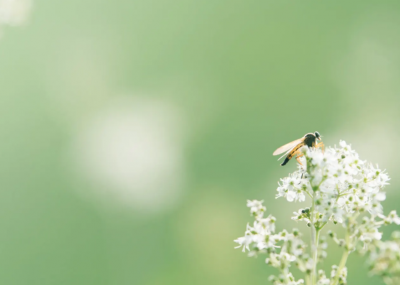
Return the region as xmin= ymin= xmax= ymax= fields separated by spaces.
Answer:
xmin=382 ymin=210 xmax=400 ymax=225
xmin=247 ymin=200 xmax=266 ymax=217
xmin=291 ymin=209 xmax=311 ymax=224
xmin=360 ymin=228 xmax=382 ymax=242
xmin=339 ymin=140 xmax=348 ymax=149
xmin=276 ymin=174 xmax=308 ymax=202
xmin=255 ymin=215 xmax=276 ymax=233
xmin=234 ymin=234 xmax=253 ymax=252
xmin=373 ymin=192 xmax=386 ymax=202
xmin=317 ymin=270 xmax=330 ymax=285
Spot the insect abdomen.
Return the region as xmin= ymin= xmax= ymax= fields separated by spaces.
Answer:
xmin=281 ymin=142 xmax=304 ymax=166
xmin=281 ymin=157 xmax=290 ymax=166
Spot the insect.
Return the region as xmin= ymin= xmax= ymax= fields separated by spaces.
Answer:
xmin=272 ymin=132 xmax=324 ymax=166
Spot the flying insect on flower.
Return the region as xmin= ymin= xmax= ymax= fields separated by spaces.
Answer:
xmin=272 ymin=132 xmax=324 ymax=166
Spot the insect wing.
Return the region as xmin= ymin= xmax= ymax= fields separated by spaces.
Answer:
xmin=272 ymin=138 xmax=304 ymax=156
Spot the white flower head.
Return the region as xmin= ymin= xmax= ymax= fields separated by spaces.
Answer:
xmin=236 ymin=140 xmax=398 ymax=285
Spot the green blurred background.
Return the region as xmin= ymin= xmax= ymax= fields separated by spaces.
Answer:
xmin=1 ymin=0 xmax=400 ymax=284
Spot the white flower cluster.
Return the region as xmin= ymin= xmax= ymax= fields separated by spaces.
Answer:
xmin=364 ymin=231 xmax=400 ymax=285
xmin=235 ymin=140 xmax=400 ymax=285
xmin=234 ymin=200 xmax=306 ymax=285
xmin=313 ymin=266 xmax=348 ymax=285
xmin=283 ymin=141 xmax=390 ymax=225
xmin=281 ymin=141 xmax=398 ymax=248
xmin=277 ymin=172 xmax=308 ymax=202
xmin=330 ymin=265 xmax=347 ymax=285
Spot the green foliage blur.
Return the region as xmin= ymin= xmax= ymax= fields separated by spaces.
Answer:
xmin=1 ymin=1 xmax=400 ymax=284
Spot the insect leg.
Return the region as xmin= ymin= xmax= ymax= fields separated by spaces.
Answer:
xmin=315 ymin=141 xmax=325 ymax=153
xmin=280 ymin=142 xmax=305 ymax=166
xmin=295 ymin=152 xmax=304 ymax=165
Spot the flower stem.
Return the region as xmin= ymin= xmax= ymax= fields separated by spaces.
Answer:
xmin=311 ymin=228 xmax=320 ymax=285
xmin=332 ymin=227 xmax=351 ymax=285
xmin=306 ymin=158 xmax=321 ymax=285
xmin=331 ymin=250 xmax=349 ymax=285
xmin=310 ymin=195 xmax=320 ymax=285
xmin=305 ymin=274 xmax=311 ymax=285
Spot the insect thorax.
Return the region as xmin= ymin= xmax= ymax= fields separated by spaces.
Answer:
xmin=303 ymin=133 xmax=316 ymax=147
